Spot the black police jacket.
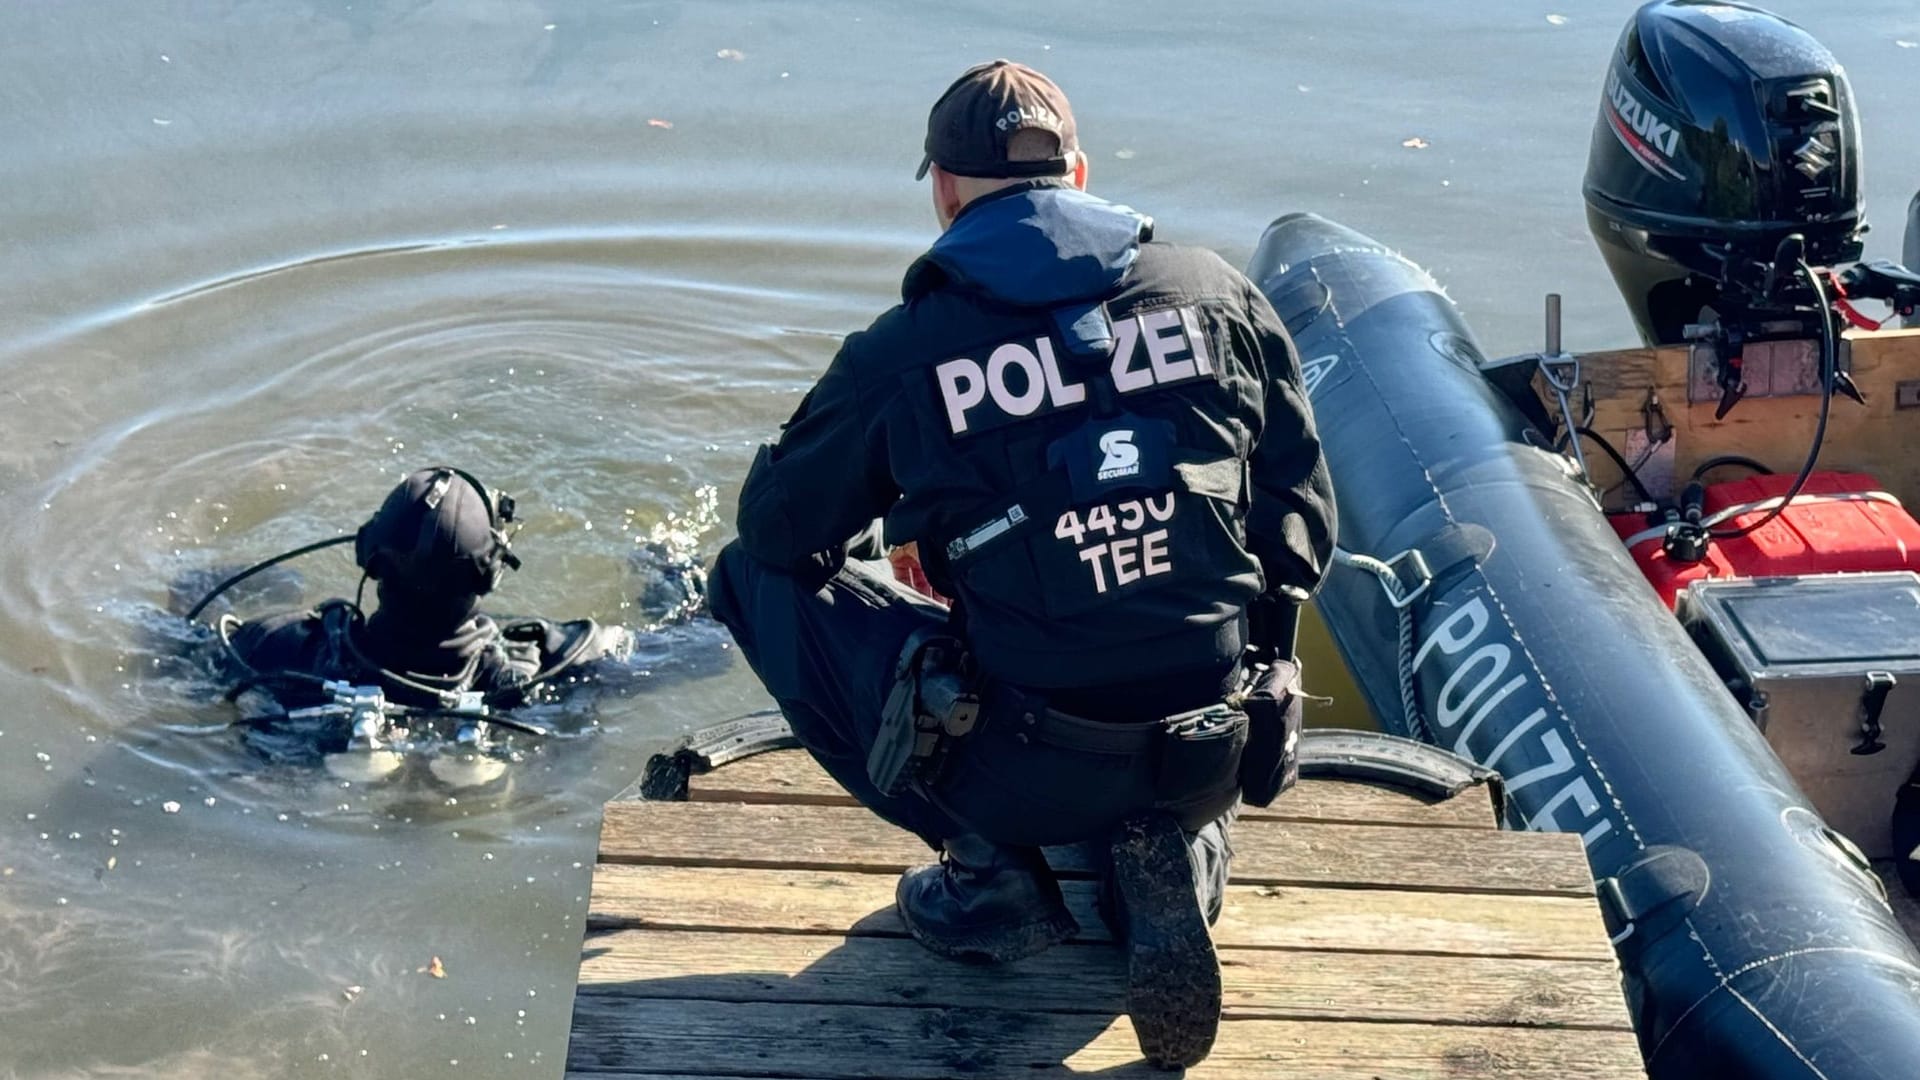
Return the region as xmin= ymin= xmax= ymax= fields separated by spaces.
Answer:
xmin=735 ymin=180 xmax=1335 ymax=691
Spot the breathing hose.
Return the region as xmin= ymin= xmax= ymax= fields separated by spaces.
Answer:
xmin=184 ymin=535 xmax=356 ymax=622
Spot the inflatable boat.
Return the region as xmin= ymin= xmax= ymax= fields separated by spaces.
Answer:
xmin=1251 ymin=211 xmax=1920 ymax=1078
xmin=1246 ymin=6 xmax=1920 ymax=1075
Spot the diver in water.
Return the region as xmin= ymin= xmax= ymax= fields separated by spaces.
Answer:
xmin=187 ymin=465 xmax=705 ymax=782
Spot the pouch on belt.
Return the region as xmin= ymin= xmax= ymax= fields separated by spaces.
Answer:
xmin=1155 ymin=703 xmax=1249 ymax=827
xmin=1235 ymin=658 xmax=1303 ymax=808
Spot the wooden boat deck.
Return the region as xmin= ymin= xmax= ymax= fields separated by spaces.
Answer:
xmin=566 ymin=749 xmax=1648 ymax=1078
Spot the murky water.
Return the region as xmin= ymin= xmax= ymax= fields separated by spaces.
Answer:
xmin=1 ymin=2 xmax=1914 ymax=1076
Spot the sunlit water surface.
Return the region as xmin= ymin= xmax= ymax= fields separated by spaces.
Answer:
xmin=1 ymin=2 xmax=1914 ymax=1076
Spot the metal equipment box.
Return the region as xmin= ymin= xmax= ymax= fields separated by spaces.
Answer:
xmin=1679 ymin=572 xmax=1920 ymax=858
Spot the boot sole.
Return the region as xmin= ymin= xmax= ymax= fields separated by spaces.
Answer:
xmin=894 ymin=875 xmax=1080 ymax=964
xmin=1112 ymin=813 xmax=1222 ymax=1069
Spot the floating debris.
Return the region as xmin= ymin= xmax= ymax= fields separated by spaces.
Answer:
xmin=1547 ymin=14 xmax=1570 ymax=26
xmin=1899 ymin=40 xmax=1917 ymax=49
xmin=161 ymin=801 xmax=182 ymax=814
xmin=1402 ymin=136 xmax=1431 ymax=149
xmin=423 ymin=956 xmax=447 ymax=979
xmin=716 ymin=48 xmax=745 ymax=61
xmin=342 ymin=985 xmax=364 ymax=1003
xmin=1114 ymin=148 xmax=1136 ymax=160
xmin=647 ymin=118 xmax=674 ymax=129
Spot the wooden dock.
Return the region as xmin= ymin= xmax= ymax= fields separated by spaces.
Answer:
xmin=567 ymin=749 xmax=1648 ymax=1078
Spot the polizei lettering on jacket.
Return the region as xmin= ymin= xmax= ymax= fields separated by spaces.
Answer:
xmin=1605 ymin=71 xmax=1684 ymax=181
xmin=934 ymin=306 xmax=1214 ymax=437
xmin=1413 ymin=596 xmax=1624 ymax=849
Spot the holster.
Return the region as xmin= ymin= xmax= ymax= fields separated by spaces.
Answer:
xmin=1234 ymin=658 xmax=1303 ymax=808
xmin=867 ymin=628 xmax=979 ymax=797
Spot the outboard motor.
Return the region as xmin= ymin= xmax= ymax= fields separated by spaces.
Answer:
xmin=1583 ymin=0 xmax=1865 ymax=348
xmin=1908 ymin=190 xmax=1919 ymax=327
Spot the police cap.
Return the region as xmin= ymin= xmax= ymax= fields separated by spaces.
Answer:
xmin=917 ymin=59 xmax=1079 ymax=181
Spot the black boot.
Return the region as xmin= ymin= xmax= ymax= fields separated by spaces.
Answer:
xmin=1095 ymin=806 xmax=1235 ymax=933
xmin=895 ymin=835 xmax=1080 ymax=962
xmin=1109 ymin=812 xmax=1225 ymax=1070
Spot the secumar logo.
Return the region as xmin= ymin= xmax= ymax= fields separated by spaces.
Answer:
xmin=1604 ymin=72 xmax=1684 ymax=181
xmin=1096 ymin=430 xmax=1140 ymax=482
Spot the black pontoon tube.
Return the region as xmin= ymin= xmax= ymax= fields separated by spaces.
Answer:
xmin=1250 ymin=213 xmax=1920 ymax=1080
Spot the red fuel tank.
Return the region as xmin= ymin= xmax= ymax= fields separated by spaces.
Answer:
xmin=1610 ymin=471 xmax=1920 ymax=608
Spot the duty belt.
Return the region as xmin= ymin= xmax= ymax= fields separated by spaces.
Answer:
xmin=866 ymin=626 xmax=1252 ymax=801
xmin=1009 ymin=699 xmax=1240 ymax=755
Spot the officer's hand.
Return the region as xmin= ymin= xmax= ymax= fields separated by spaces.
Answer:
xmin=887 ymin=543 xmax=951 ymax=606
xmin=1248 ymin=593 xmax=1301 ymax=662
xmin=795 ymin=544 xmax=848 ymax=592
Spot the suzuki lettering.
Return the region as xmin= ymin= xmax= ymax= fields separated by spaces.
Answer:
xmin=1604 ymin=71 xmax=1685 ymax=181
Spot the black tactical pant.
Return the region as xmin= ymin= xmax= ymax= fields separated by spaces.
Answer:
xmin=708 ymin=542 xmax=962 ymax=847
xmin=708 ymin=542 xmax=1243 ymax=852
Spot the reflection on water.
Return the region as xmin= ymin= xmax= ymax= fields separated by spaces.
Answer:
xmin=1 ymin=0 xmax=1915 ymax=1075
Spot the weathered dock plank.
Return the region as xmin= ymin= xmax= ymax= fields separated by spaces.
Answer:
xmin=568 ymin=748 xmax=1644 ymax=1078
xmin=690 ymin=751 xmax=1497 ymax=829
xmin=577 ymin=929 xmax=1634 ymax=1029
xmin=584 ymin=864 xmax=1617 ymax=961
xmin=567 ymin=998 xmax=1646 ymax=1079
xmin=597 ymin=800 xmax=1591 ymax=896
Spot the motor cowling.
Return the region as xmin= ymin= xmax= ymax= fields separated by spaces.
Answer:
xmin=1906 ymin=190 xmax=1919 ymax=327
xmin=1584 ymin=0 xmax=1865 ymax=346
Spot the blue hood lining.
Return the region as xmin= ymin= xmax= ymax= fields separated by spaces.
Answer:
xmin=907 ymin=184 xmax=1151 ymax=357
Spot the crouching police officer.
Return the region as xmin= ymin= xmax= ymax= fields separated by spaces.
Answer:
xmin=190 ymin=467 xmax=643 ymax=777
xmin=708 ymin=60 xmax=1333 ymax=1069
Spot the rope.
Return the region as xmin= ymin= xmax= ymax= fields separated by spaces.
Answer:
xmin=1331 ymin=545 xmax=1433 ymax=745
